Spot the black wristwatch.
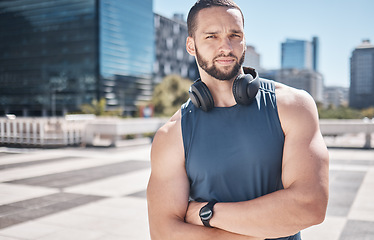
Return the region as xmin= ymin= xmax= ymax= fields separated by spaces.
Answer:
xmin=199 ymin=200 xmax=218 ymax=227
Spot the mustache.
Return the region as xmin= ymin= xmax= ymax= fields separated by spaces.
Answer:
xmin=213 ymin=53 xmax=238 ymax=61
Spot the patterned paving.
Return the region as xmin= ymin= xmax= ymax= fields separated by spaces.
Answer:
xmin=339 ymin=220 xmax=374 ymax=240
xmin=0 ymin=193 xmax=105 ymax=229
xmin=327 ymin=170 xmax=366 ymax=217
xmin=6 ymin=160 xmax=150 ymax=189
xmin=0 ymin=145 xmax=373 ymax=240
xmin=302 ymin=149 xmax=374 ymax=240
xmin=0 ymin=157 xmax=82 ymax=170
xmin=0 ymin=146 xmax=151 ymax=239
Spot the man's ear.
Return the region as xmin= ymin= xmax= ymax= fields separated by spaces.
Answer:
xmin=186 ymin=36 xmax=196 ymax=56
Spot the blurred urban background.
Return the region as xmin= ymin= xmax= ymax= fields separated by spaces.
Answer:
xmin=0 ymin=1 xmax=374 ymax=239
xmin=0 ymin=0 xmax=373 ymax=120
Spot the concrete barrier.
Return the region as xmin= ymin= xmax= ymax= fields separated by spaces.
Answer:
xmin=84 ymin=118 xmax=167 ymax=147
xmin=320 ymin=119 xmax=374 ymax=148
xmin=1 ymin=117 xmax=373 ymax=148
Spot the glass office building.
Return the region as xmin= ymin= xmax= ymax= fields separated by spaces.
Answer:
xmin=278 ymin=37 xmax=323 ymax=103
xmin=281 ymin=37 xmax=318 ymax=71
xmin=349 ymin=40 xmax=374 ymax=109
xmin=0 ymin=0 xmax=154 ymax=116
xmin=100 ymin=0 xmax=154 ymax=111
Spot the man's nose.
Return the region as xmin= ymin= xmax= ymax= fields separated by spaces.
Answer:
xmin=219 ymin=37 xmax=233 ymax=53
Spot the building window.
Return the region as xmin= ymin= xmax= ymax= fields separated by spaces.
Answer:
xmin=173 ymin=23 xmax=180 ymax=34
xmin=166 ymin=38 xmax=173 ymax=49
xmin=355 ymin=53 xmax=373 ymax=94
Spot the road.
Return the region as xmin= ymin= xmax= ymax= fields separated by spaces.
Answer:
xmin=0 ymin=138 xmax=373 ymax=239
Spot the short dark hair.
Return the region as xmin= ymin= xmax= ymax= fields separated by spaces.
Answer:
xmin=187 ymin=0 xmax=244 ymax=37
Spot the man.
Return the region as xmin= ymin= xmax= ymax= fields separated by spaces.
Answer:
xmin=147 ymin=0 xmax=329 ymax=239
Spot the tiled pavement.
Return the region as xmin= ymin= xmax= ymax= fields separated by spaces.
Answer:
xmin=0 ymin=146 xmax=151 ymax=240
xmin=0 ymin=143 xmax=373 ymax=240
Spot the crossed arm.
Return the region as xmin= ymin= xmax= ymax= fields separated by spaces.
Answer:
xmin=147 ymin=113 xmax=262 ymax=240
xmin=147 ymin=87 xmax=329 ymax=239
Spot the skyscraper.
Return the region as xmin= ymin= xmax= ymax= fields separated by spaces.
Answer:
xmin=349 ymin=40 xmax=374 ymax=109
xmin=312 ymin=37 xmax=319 ymax=72
xmin=277 ymin=37 xmax=323 ymax=102
xmin=276 ymin=69 xmax=324 ymax=102
xmin=0 ymin=0 xmax=154 ymax=116
xmin=281 ymin=37 xmax=318 ymax=71
xmin=243 ymin=45 xmax=261 ymax=71
xmin=153 ymin=13 xmax=198 ymax=84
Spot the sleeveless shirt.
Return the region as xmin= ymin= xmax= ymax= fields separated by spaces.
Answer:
xmin=181 ymin=79 xmax=302 ymax=240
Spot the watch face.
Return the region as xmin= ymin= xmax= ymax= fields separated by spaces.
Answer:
xmin=199 ymin=206 xmax=213 ymax=221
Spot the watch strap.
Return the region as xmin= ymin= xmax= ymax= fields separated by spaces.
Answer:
xmin=200 ymin=200 xmax=218 ymax=227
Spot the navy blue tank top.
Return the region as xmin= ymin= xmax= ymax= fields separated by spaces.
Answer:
xmin=181 ymin=79 xmax=301 ymax=240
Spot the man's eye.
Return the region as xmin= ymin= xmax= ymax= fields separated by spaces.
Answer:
xmin=206 ymin=35 xmax=215 ymax=39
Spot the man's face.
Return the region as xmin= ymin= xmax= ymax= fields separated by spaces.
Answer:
xmin=187 ymin=7 xmax=246 ymax=81
xmin=195 ymin=45 xmax=245 ymax=81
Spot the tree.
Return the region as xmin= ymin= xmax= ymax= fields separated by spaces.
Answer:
xmin=80 ymin=98 xmax=106 ymax=116
xmin=79 ymin=98 xmax=123 ymax=116
xmin=361 ymin=107 xmax=374 ymax=119
xmin=151 ymin=75 xmax=191 ymax=117
xmin=318 ymin=105 xmax=362 ymax=119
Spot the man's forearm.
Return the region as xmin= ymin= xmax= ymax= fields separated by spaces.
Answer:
xmin=150 ymin=217 xmax=263 ymax=240
xmin=210 ymin=187 xmax=326 ymax=238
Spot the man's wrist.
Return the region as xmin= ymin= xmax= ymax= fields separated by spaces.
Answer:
xmin=209 ymin=202 xmax=222 ymax=228
xmin=199 ymin=200 xmax=218 ymax=227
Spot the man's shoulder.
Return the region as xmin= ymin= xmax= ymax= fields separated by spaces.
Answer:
xmin=274 ymin=81 xmax=315 ymax=108
xmin=156 ymin=110 xmax=182 ymax=140
xmin=151 ymin=109 xmax=184 ymax=165
xmin=274 ymin=82 xmax=320 ymax=134
xmin=154 ymin=99 xmax=195 ymax=148
xmin=180 ymin=99 xmax=195 ymax=115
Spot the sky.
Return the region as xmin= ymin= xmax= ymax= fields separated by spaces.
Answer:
xmin=153 ymin=0 xmax=374 ymax=88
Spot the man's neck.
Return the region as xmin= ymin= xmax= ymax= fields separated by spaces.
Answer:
xmin=199 ymin=69 xmax=244 ymax=107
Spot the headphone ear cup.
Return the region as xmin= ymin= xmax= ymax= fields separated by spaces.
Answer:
xmin=233 ymin=74 xmax=253 ymax=105
xmin=232 ymin=74 xmax=259 ymax=105
xmin=246 ymin=76 xmax=260 ymax=100
xmin=189 ymin=80 xmax=214 ymax=112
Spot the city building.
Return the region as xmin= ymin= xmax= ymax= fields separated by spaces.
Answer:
xmin=0 ymin=0 xmax=154 ymax=116
xmin=324 ymin=86 xmax=349 ymax=107
xmin=153 ymin=13 xmax=198 ymax=84
xmin=312 ymin=37 xmax=319 ymax=72
xmin=243 ymin=45 xmax=261 ymax=71
xmin=276 ymin=69 xmax=324 ymax=103
xmin=281 ymin=37 xmax=319 ymax=71
xmin=278 ymin=37 xmax=323 ymax=102
xmin=258 ymin=69 xmax=278 ymax=82
xmin=349 ymin=39 xmax=374 ymax=109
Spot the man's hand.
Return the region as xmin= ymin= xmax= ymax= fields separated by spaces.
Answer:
xmin=185 ymin=201 xmax=206 ymax=226
xmin=186 ymin=201 xmax=265 ymax=240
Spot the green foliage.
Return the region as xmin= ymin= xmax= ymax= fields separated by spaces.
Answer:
xmin=80 ymin=98 xmax=106 ymax=115
xmin=361 ymin=107 xmax=374 ymax=119
xmin=79 ymin=98 xmax=122 ymax=116
xmin=151 ymin=75 xmax=191 ymax=117
xmin=318 ymin=105 xmax=363 ymax=119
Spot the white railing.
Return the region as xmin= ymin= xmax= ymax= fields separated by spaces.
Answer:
xmin=0 ymin=116 xmax=167 ymax=148
xmin=1 ymin=117 xmax=373 ymax=148
xmin=0 ymin=117 xmax=90 ymax=147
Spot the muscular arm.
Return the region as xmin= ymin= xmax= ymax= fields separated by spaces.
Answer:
xmin=147 ymin=111 xmax=262 ymax=240
xmin=185 ymin=86 xmax=329 ymax=238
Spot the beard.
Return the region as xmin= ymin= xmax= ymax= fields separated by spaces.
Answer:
xmin=195 ymin=46 xmax=245 ymax=81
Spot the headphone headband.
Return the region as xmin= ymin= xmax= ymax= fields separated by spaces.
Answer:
xmin=189 ymin=68 xmax=260 ymax=111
